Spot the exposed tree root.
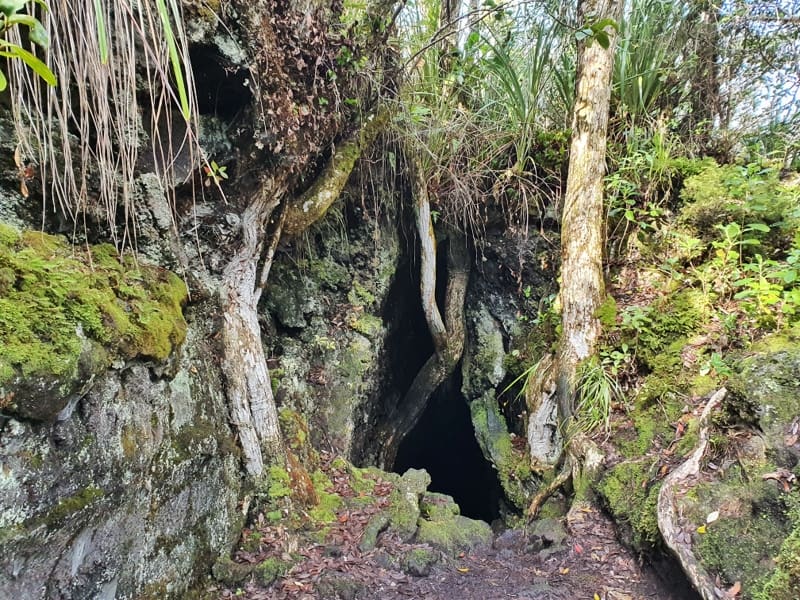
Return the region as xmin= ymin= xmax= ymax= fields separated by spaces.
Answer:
xmin=657 ymin=388 xmax=727 ymax=600
xmin=527 ymin=461 xmax=572 ymax=519
xmin=526 ymin=429 xmax=605 ymax=520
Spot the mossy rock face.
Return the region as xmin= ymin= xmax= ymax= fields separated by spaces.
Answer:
xmin=596 ymin=460 xmax=661 ymax=551
xmin=0 ymin=314 xmax=243 ymax=599
xmin=683 ymin=342 xmax=800 ymax=599
xmin=384 ymin=469 xmax=430 ymax=541
xmin=415 ymin=490 xmax=493 ymax=556
xmin=400 ymin=546 xmax=440 ymax=577
xmin=470 ymin=395 xmax=535 ymax=510
xmin=212 ymin=556 xmax=255 ymax=585
xmin=0 ymin=225 xmax=187 ymax=421
xmin=254 ymin=557 xmax=291 ymax=586
xmin=419 ymin=492 xmax=460 ymax=521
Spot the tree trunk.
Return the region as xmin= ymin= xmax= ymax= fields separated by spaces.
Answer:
xmin=221 ymin=181 xmax=287 ymax=477
xmin=686 ymin=0 xmax=724 ymax=154
xmin=526 ymin=0 xmax=622 ymax=519
xmin=557 ymin=0 xmax=621 ymax=421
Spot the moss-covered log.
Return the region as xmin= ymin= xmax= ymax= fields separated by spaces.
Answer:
xmin=283 ymin=109 xmax=390 ymax=236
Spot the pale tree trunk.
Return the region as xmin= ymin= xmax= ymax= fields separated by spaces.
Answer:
xmin=557 ymin=0 xmax=621 ymax=421
xmin=221 ymin=180 xmax=287 ymax=477
xmin=381 ymin=204 xmax=469 ymax=465
xmin=529 ymin=0 xmax=621 ymax=519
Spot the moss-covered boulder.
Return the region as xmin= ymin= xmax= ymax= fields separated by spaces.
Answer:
xmin=415 ymin=503 xmax=493 ymax=557
xmin=384 ymin=468 xmax=430 ymax=541
xmin=0 ymin=225 xmax=187 ymax=421
xmin=400 ymin=546 xmax=440 ymax=577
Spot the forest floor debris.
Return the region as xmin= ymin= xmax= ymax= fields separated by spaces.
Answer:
xmin=209 ymin=453 xmax=693 ymax=600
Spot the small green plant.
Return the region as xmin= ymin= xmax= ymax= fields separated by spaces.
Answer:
xmin=699 ymin=352 xmax=732 ymax=378
xmin=575 ymin=356 xmax=622 ymax=435
xmin=203 ymin=160 xmax=228 ymax=186
xmin=0 ymin=0 xmax=56 ymax=91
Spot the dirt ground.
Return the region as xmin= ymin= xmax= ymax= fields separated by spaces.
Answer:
xmin=214 ymin=492 xmax=696 ymax=600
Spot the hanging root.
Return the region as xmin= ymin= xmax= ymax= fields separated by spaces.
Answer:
xmin=657 ymin=388 xmax=727 ymax=600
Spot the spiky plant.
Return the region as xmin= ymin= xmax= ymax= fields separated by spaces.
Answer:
xmin=7 ymin=0 xmax=199 ymax=249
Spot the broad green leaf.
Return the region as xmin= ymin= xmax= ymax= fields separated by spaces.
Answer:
xmin=6 ymin=13 xmax=38 ymax=28
xmin=0 ymin=0 xmax=26 ymax=18
xmin=28 ymin=20 xmax=48 ymax=49
xmin=6 ymin=44 xmax=56 ymax=86
xmin=595 ymin=31 xmax=610 ymax=49
xmin=0 ymin=68 xmax=6 ymax=92
xmin=746 ymin=222 xmax=770 ymax=232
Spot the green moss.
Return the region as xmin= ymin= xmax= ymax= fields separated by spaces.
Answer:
xmin=346 ymin=464 xmax=378 ymax=496
xmin=347 ymin=280 xmax=376 ymax=307
xmin=254 ymin=557 xmax=291 ymax=585
xmin=596 ymin=294 xmax=618 ymax=328
xmin=41 ymin=486 xmax=104 ymax=528
xmin=756 ymin=524 xmax=800 ymax=600
xmin=308 ymin=469 xmax=341 ymax=523
xmin=416 ymin=514 xmax=493 ymax=556
xmin=635 ymin=290 xmax=707 ymax=370
xmin=0 ymin=226 xmax=187 ymax=418
xmin=268 ymin=466 xmax=292 ymax=500
xmin=698 ymin=512 xmax=788 ymax=594
xmin=596 ymin=460 xmax=661 ymax=550
xmin=171 ymin=421 xmax=238 ymax=462
xmin=679 ymin=162 xmax=796 ymax=234
xmin=349 ymin=313 xmax=383 ymax=337
xmin=0 ymin=223 xmax=20 ymax=246
xmin=470 ymin=397 xmax=534 ymax=510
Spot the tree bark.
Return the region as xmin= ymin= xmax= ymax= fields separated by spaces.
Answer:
xmin=557 ymin=0 xmax=621 ymax=421
xmin=221 ymin=180 xmax=287 ymax=477
xmin=526 ymin=0 xmax=621 ymax=517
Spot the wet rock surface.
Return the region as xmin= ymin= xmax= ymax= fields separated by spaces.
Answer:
xmin=0 ymin=314 xmax=243 ymax=599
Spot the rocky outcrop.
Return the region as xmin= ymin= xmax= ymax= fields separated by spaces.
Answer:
xmin=0 ymin=310 xmax=243 ymax=599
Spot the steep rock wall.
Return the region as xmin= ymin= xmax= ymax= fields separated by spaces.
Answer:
xmin=0 ymin=310 xmax=242 ymax=599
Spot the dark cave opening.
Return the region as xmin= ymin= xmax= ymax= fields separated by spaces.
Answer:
xmin=393 ymin=373 xmax=503 ymax=523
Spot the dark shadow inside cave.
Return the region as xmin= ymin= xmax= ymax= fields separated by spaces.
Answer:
xmin=393 ymin=374 xmax=503 ymax=523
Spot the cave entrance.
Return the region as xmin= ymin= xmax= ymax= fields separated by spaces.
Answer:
xmin=393 ymin=374 xmax=502 ymax=523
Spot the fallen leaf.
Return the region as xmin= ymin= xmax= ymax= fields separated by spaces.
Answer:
xmin=560 ymin=567 xmax=570 ymax=574
xmin=574 ymin=543 xmax=584 ymax=554
xmin=457 ymin=567 xmax=469 ymax=573
xmin=728 ymin=580 xmax=741 ymax=597
xmin=594 ymin=594 xmax=601 ymax=600
xmin=697 ymin=524 xmax=707 ymax=534
xmin=706 ymin=510 xmax=720 ymax=524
